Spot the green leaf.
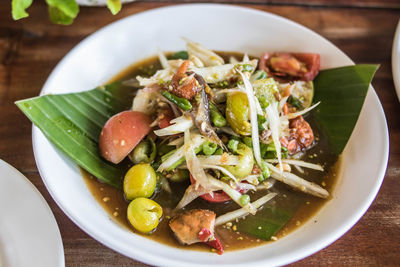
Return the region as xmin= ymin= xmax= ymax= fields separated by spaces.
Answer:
xmin=46 ymin=0 xmax=79 ymax=18
xmin=46 ymin=0 xmax=79 ymax=24
xmin=167 ymin=51 xmax=189 ymax=60
xmin=236 ymin=203 xmax=294 ymax=240
xmin=48 ymin=6 xmax=74 ymax=25
xmin=313 ymin=64 xmax=379 ymax=155
xmin=11 ymin=0 xmax=33 ymax=20
xmin=15 ymin=83 xmax=133 ymax=189
xmin=107 ymin=0 xmax=121 ymax=15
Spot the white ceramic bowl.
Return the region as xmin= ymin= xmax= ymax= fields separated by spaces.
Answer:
xmin=33 ymin=4 xmax=389 ymax=266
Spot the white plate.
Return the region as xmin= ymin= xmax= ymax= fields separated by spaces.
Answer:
xmin=76 ymin=0 xmax=134 ymax=6
xmin=32 ymin=4 xmax=389 ymax=266
xmin=0 ymin=160 xmax=64 ymax=267
xmin=392 ymin=19 xmax=400 ymax=102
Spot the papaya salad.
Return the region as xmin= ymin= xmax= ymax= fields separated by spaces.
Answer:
xmin=97 ymin=39 xmax=332 ymax=254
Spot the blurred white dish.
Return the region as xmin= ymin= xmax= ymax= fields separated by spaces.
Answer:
xmin=76 ymin=0 xmax=134 ymax=6
xmin=392 ymin=19 xmax=400 ymax=102
xmin=33 ymin=4 xmax=388 ymax=266
xmin=0 ymin=160 xmax=64 ymax=267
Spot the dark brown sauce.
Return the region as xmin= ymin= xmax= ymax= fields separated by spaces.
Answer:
xmin=82 ymin=52 xmax=341 ymax=252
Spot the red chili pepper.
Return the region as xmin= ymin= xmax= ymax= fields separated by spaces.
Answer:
xmin=205 ymin=239 xmax=224 ymax=255
xmin=198 ymin=228 xmax=213 ymax=242
xmin=198 ymin=228 xmax=224 ymax=255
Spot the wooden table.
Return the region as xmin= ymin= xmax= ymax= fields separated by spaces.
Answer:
xmin=1 ymin=1 xmax=399 ymax=266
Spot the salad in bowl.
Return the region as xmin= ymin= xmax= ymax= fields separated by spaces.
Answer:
xmin=17 ymin=38 xmax=378 ymax=255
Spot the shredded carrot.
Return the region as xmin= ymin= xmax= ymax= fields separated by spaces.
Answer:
xmin=283 ymin=102 xmax=289 ymax=115
xmin=220 ymin=152 xmax=228 ymax=163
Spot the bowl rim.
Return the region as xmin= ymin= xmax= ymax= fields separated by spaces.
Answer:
xmin=32 ymin=3 xmax=389 ymax=266
xmin=391 ymin=19 xmax=400 ymax=102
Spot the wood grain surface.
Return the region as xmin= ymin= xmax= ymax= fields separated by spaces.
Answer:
xmin=0 ymin=1 xmax=399 ymax=266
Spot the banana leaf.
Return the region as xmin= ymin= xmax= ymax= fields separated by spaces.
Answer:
xmin=236 ymin=203 xmax=294 ymax=240
xmin=313 ymin=64 xmax=379 ymax=155
xmin=16 ymin=82 xmax=134 ymax=189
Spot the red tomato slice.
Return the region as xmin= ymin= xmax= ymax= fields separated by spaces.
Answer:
xmin=189 ymin=175 xmax=231 ymax=203
xmin=99 ymin=110 xmax=151 ymax=164
xmin=259 ymin=52 xmax=320 ymax=81
xmin=292 ymin=53 xmax=320 ymax=81
xmin=189 ymin=174 xmax=248 ymax=203
xmin=158 ymin=108 xmax=175 ymax=129
xmin=200 ymin=191 xmax=232 ymax=203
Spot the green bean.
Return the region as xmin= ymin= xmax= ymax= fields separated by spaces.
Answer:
xmin=260 ymin=143 xmax=269 ymax=158
xmin=257 ymin=114 xmax=267 ymax=132
xmin=209 ymin=102 xmax=227 ymax=127
xmin=166 ymin=157 xmax=186 ymax=172
xmin=262 ymin=142 xmax=289 ymax=159
xmin=243 ymin=138 xmax=282 ymax=159
xmin=161 ymin=90 xmax=192 ymax=111
xmin=202 ymin=142 xmax=218 ymax=155
xmin=214 ymin=148 xmax=223 ymax=155
xmin=227 ymin=139 xmax=239 ymax=154
xmin=262 ymin=166 xmax=271 ymax=179
xmin=242 ymin=137 xmax=253 ymax=148
xmin=258 ymin=162 xmax=271 ymax=182
xmin=281 ymin=146 xmax=289 ymax=158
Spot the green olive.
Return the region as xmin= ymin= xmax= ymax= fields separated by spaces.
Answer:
xmin=123 ymin=163 xmax=156 ymax=200
xmin=224 ymin=143 xmax=254 ymax=178
xmin=127 ymin=198 xmax=163 ymax=233
xmin=226 ymin=92 xmax=251 ymax=135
